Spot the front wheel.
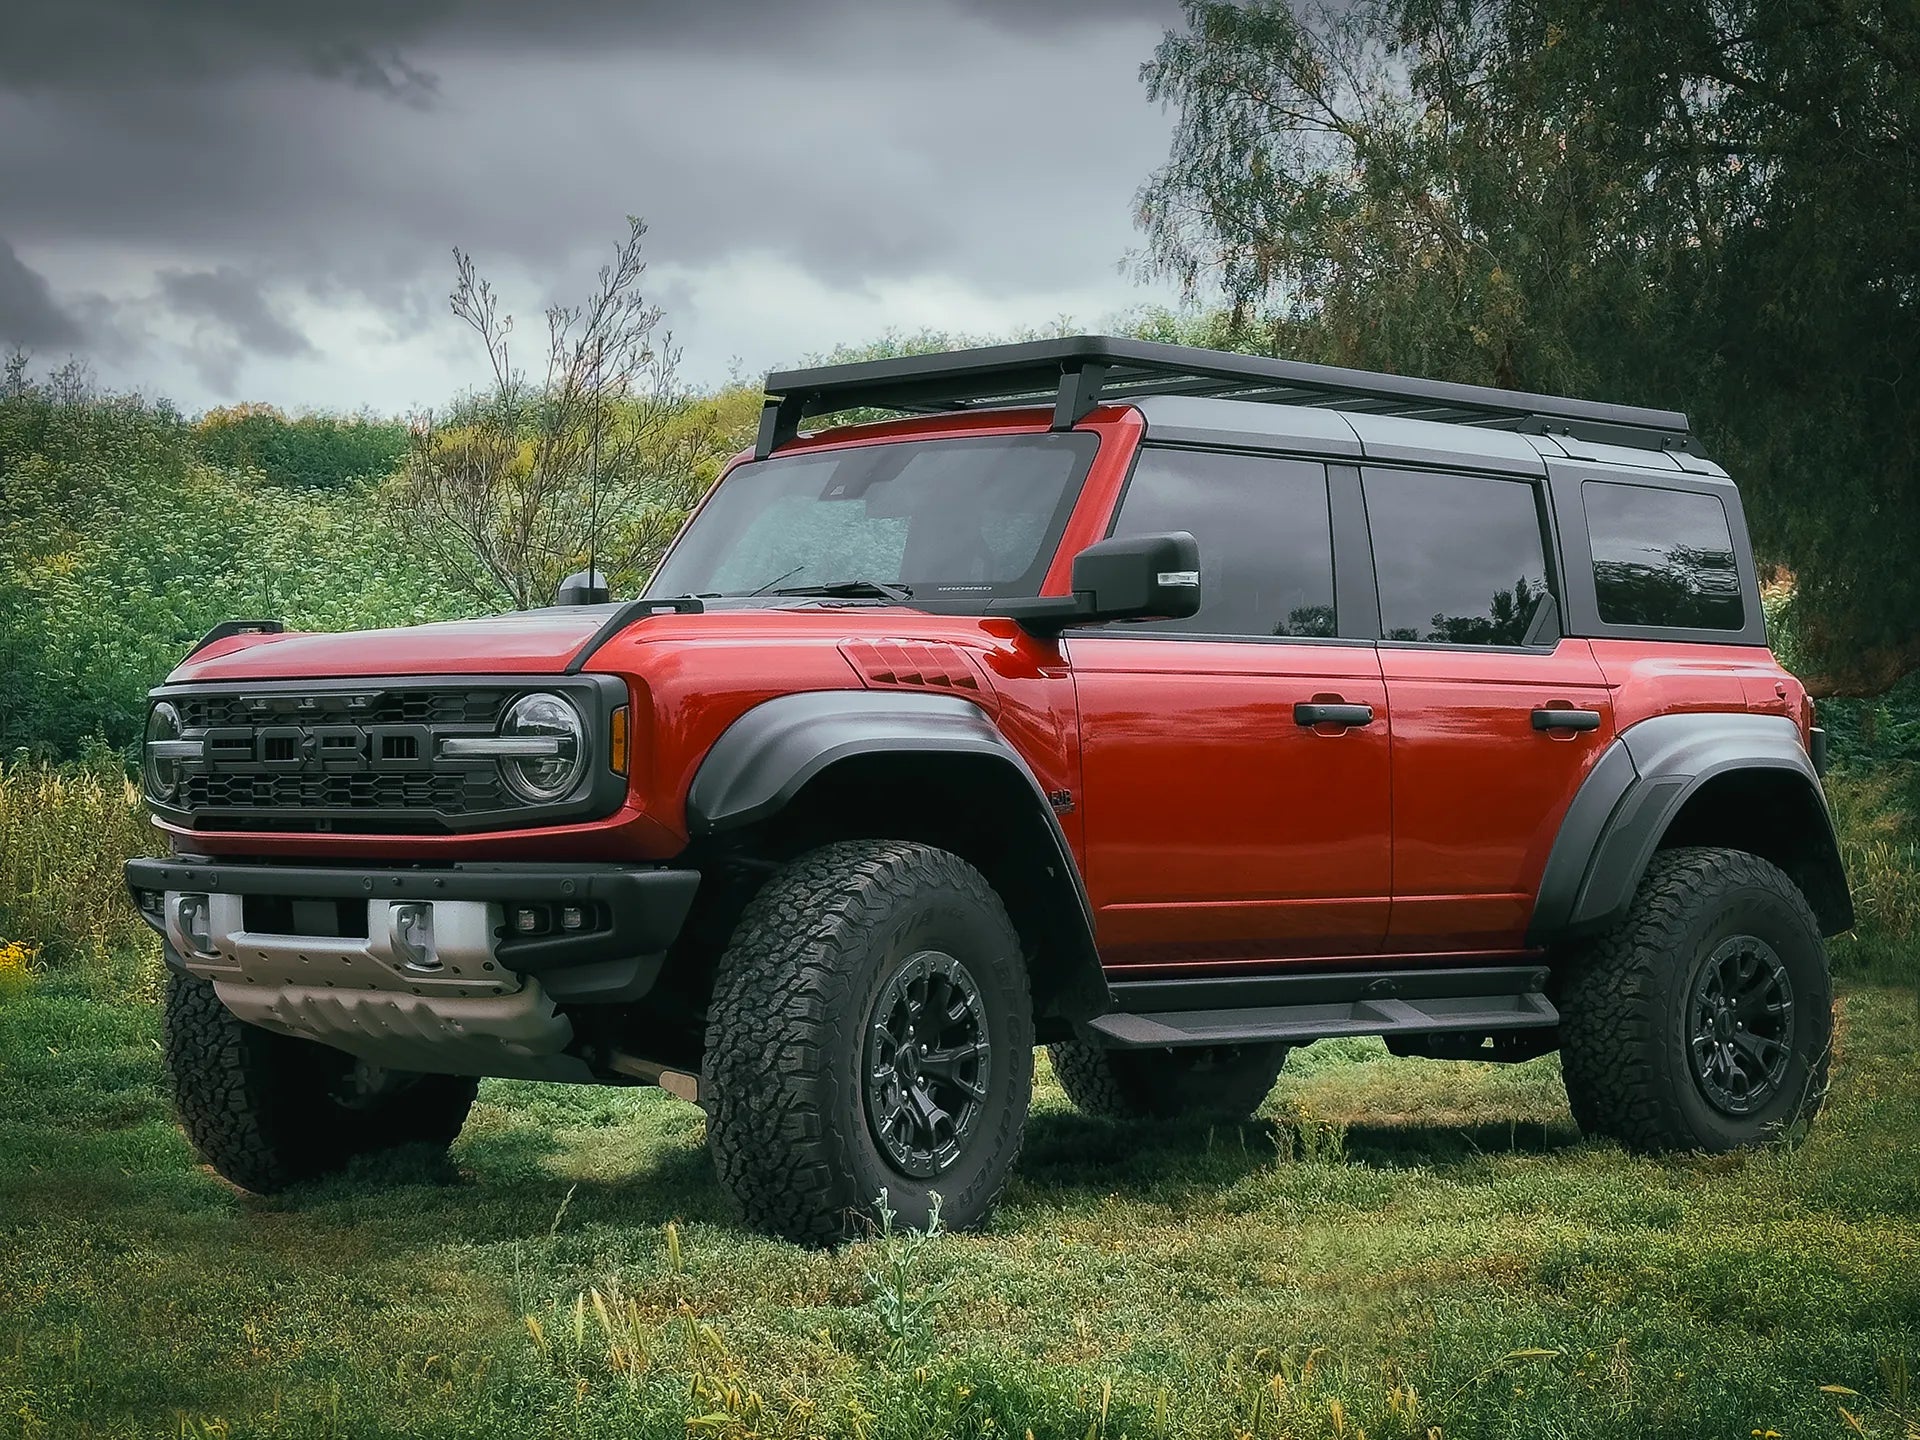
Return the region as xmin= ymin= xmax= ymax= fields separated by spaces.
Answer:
xmin=701 ymin=840 xmax=1034 ymax=1245
xmin=1557 ymin=847 xmax=1832 ymax=1154
xmin=164 ymin=969 xmax=477 ymax=1193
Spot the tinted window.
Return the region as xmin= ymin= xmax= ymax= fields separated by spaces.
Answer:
xmin=646 ymin=433 xmax=1096 ymax=602
xmin=1584 ymin=481 xmax=1744 ymax=630
xmin=1108 ymin=448 xmax=1335 ymax=636
xmin=1365 ymin=470 xmax=1551 ymax=645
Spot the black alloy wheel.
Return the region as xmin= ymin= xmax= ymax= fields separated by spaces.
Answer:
xmin=863 ymin=950 xmax=992 ymax=1178
xmin=1687 ymin=934 xmax=1795 ymax=1116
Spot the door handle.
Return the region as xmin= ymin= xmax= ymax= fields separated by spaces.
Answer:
xmin=1294 ymin=702 xmax=1375 ymax=729
xmin=1531 ymin=707 xmax=1602 ymax=732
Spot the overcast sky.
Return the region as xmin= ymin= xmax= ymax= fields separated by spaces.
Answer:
xmin=0 ymin=0 xmax=1193 ymax=417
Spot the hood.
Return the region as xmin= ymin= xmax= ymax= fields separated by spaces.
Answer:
xmin=169 ymin=606 xmax=621 ymax=683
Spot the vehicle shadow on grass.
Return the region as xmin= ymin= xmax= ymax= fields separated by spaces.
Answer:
xmin=1014 ymin=1109 xmax=1585 ymax=1202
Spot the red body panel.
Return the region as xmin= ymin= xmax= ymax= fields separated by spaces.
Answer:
xmin=1379 ymin=639 xmax=1614 ymax=951
xmin=1067 ymin=635 xmax=1390 ymax=966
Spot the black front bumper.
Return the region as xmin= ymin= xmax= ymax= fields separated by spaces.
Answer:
xmin=125 ymin=857 xmax=702 ymax=1003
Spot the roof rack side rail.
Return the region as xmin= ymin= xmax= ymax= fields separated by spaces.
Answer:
xmin=753 ymin=336 xmax=1699 ymax=458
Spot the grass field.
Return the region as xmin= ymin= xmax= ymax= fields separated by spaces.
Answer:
xmin=2 ymin=952 xmax=1916 ymax=1439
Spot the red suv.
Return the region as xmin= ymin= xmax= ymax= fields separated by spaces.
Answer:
xmin=127 ymin=338 xmax=1851 ymax=1243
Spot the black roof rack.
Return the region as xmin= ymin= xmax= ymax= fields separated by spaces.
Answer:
xmin=756 ymin=335 xmax=1697 ymax=459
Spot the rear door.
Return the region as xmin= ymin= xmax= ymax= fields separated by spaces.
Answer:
xmin=1067 ymin=447 xmax=1391 ymax=970
xmin=1361 ymin=466 xmax=1615 ymax=952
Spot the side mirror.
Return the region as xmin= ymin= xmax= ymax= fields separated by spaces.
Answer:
xmin=994 ymin=531 xmax=1202 ymax=635
xmin=1070 ymin=531 xmax=1202 ymax=623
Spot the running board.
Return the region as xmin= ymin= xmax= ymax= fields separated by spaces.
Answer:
xmin=1086 ymin=965 xmax=1557 ymax=1049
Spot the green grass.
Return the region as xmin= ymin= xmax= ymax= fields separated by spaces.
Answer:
xmin=3 ymin=957 xmax=1918 ymax=1438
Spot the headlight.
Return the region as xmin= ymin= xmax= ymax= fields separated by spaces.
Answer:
xmin=496 ymin=692 xmax=586 ymax=803
xmin=144 ymin=702 xmax=184 ymax=801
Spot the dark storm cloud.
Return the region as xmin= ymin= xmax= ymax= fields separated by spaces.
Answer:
xmin=0 ymin=0 xmax=1186 ymax=406
xmin=158 ymin=267 xmax=316 ymax=359
xmin=0 ymin=239 xmax=82 ymax=347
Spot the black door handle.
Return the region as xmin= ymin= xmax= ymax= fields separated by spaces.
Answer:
xmin=1531 ymin=708 xmax=1602 ymax=732
xmin=1295 ymin=702 xmax=1375 ymax=728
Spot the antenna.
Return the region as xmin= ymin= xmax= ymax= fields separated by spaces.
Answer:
xmin=586 ymin=335 xmax=602 ymax=600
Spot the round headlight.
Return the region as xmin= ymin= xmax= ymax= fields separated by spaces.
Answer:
xmin=144 ymin=702 xmax=183 ymax=801
xmin=498 ymin=692 xmax=586 ymax=803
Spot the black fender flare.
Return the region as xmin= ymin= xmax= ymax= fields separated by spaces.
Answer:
xmin=687 ymin=690 xmax=1109 ymax=1019
xmin=1528 ymin=711 xmax=1853 ymax=944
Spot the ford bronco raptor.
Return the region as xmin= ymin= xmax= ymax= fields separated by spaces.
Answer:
xmin=127 ymin=337 xmax=1851 ymax=1244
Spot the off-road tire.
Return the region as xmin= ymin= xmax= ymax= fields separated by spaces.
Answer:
xmin=164 ymin=968 xmax=478 ymax=1193
xmin=702 ymin=840 xmax=1034 ymax=1245
xmin=1557 ymin=847 xmax=1832 ymax=1154
xmin=1046 ymin=1041 xmax=1290 ymax=1120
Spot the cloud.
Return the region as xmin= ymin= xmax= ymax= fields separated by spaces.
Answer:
xmin=0 ymin=238 xmax=82 ymax=348
xmin=0 ymin=0 xmax=1191 ymax=411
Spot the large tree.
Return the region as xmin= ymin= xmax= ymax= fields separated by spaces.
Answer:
xmin=1137 ymin=0 xmax=1919 ymax=692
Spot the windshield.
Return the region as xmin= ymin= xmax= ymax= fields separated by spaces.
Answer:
xmin=646 ymin=433 xmax=1099 ymax=603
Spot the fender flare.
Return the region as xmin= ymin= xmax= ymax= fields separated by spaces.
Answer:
xmin=1528 ymin=712 xmax=1853 ymax=944
xmin=687 ymin=690 xmax=1108 ymax=1019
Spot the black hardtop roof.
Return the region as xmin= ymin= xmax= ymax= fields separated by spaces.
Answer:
xmin=757 ymin=334 xmax=1697 ymax=460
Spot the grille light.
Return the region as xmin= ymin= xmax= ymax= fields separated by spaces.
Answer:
xmin=143 ymin=702 xmax=190 ymax=801
xmin=492 ymin=693 xmax=586 ymax=803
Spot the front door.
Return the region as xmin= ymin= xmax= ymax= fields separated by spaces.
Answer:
xmin=1068 ymin=446 xmax=1392 ymax=971
xmin=1360 ymin=466 xmax=1615 ymax=952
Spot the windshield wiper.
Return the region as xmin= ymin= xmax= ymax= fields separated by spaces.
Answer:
xmin=770 ymin=579 xmax=914 ymax=604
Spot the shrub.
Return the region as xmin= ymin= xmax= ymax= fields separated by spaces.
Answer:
xmin=0 ymin=758 xmax=159 ymax=966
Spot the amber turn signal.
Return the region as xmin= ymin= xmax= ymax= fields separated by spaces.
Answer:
xmin=609 ymin=705 xmax=629 ymax=776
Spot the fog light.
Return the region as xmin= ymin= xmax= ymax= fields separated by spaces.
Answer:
xmin=390 ymin=902 xmax=438 ymax=971
xmin=560 ymin=906 xmax=584 ymax=931
xmin=512 ymin=906 xmax=544 ymax=934
xmin=177 ymin=893 xmax=213 ymax=956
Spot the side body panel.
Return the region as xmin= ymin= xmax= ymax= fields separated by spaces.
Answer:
xmin=1068 ymin=636 xmax=1391 ymax=966
xmin=1380 ymin=639 xmax=1615 ymax=950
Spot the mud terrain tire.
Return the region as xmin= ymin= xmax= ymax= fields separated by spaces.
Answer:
xmin=164 ymin=968 xmax=478 ymax=1193
xmin=1557 ymin=846 xmax=1831 ymax=1154
xmin=702 ymin=840 xmax=1033 ymax=1245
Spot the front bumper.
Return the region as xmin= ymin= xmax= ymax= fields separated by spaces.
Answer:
xmin=125 ymin=858 xmax=701 ymax=1081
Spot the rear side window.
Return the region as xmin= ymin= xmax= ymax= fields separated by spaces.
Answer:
xmin=1364 ymin=470 xmax=1552 ymax=646
xmin=1108 ymin=448 xmax=1335 ymax=637
xmin=1583 ymin=481 xmax=1744 ymax=630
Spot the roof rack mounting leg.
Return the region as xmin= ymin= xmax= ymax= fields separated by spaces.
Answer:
xmin=1052 ymin=363 xmax=1109 ymax=431
xmin=755 ymin=392 xmax=810 ymax=459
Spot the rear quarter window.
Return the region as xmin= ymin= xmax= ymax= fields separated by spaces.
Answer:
xmin=1583 ymin=481 xmax=1744 ymax=630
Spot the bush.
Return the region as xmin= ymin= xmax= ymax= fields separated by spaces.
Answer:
xmin=0 ymin=757 xmax=159 ymax=966
xmin=193 ymin=403 xmax=409 ymax=489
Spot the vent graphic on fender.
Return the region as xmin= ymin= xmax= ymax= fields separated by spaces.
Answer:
xmin=840 ymin=641 xmax=989 ymax=695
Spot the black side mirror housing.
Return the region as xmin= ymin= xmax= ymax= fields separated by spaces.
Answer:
xmin=994 ymin=531 xmax=1202 ymax=635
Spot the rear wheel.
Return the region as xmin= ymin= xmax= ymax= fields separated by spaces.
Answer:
xmin=702 ymin=840 xmax=1033 ymax=1245
xmin=1557 ymin=847 xmax=1832 ymax=1153
xmin=164 ymin=969 xmax=477 ymax=1193
xmin=1047 ymin=1040 xmax=1289 ymax=1121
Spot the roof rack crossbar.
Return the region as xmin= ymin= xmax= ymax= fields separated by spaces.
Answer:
xmin=754 ymin=336 xmax=1697 ymax=459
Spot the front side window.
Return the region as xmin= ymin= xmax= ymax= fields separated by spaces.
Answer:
xmin=1584 ymin=481 xmax=1744 ymax=630
xmin=646 ymin=433 xmax=1098 ymax=602
xmin=1107 ymin=447 xmax=1336 ymax=637
xmin=1365 ymin=470 xmax=1552 ymax=646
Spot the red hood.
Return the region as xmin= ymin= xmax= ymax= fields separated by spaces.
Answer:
xmin=168 ymin=608 xmax=616 ymax=683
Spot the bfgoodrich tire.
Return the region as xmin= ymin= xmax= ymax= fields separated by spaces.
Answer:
xmin=701 ymin=840 xmax=1034 ymax=1245
xmin=1557 ymin=847 xmax=1832 ymax=1154
xmin=1047 ymin=1041 xmax=1289 ymax=1121
xmin=164 ymin=968 xmax=478 ymax=1193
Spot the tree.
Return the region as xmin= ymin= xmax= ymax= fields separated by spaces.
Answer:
xmin=1136 ymin=0 xmax=1920 ymax=692
xmin=383 ymin=217 xmax=725 ymax=610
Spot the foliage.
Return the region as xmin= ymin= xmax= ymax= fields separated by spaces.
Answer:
xmin=1136 ymin=0 xmax=1920 ymax=692
xmin=4 ymin=956 xmax=1920 ymax=1436
xmin=383 ymin=218 xmax=749 ymax=609
xmin=0 ymin=374 xmax=476 ymax=759
xmin=0 ymin=757 xmax=158 ymax=967
xmin=861 ymin=1190 xmax=951 ymax=1363
xmin=193 ymin=402 xmax=408 ymax=488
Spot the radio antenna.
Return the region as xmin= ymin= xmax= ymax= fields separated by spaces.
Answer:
xmin=586 ymin=335 xmax=602 ymax=601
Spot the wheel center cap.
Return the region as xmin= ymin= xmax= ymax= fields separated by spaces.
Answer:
xmin=897 ymin=1046 xmax=920 ymax=1082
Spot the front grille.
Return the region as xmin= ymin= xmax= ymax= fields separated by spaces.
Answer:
xmin=150 ymin=679 xmax=612 ymax=835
